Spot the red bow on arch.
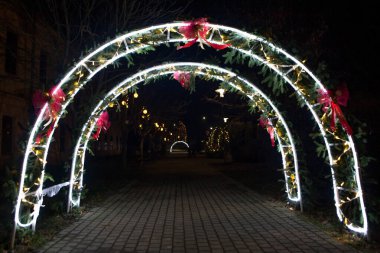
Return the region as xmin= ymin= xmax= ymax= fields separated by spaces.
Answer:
xmin=32 ymin=86 xmax=66 ymax=118
xmin=259 ymin=116 xmax=275 ymax=147
xmin=177 ymin=18 xmax=230 ymax=50
xmin=317 ymin=83 xmax=353 ymax=135
xmin=32 ymin=85 xmax=66 ymax=140
xmin=93 ymin=111 xmax=111 ymax=140
xmin=173 ymin=71 xmax=191 ymax=89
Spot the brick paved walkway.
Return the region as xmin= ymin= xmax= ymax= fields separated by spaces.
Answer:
xmin=40 ymin=156 xmax=357 ymax=252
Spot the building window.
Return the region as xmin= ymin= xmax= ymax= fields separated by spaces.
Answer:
xmin=1 ymin=116 xmax=13 ymax=155
xmin=5 ymin=31 xmax=18 ymax=74
xmin=40 ymin=50 xmax=47 ymax=87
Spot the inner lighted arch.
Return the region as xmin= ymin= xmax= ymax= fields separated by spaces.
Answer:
xmin=68 ymin=62 xmax=300 ymax=211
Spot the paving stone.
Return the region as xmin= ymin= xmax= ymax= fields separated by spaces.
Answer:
xmin=39 ymin=158 xmax=358 ymax=253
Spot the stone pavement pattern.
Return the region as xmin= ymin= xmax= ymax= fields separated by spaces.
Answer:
xmin=40 ymin=156 xmax=357 ymax=252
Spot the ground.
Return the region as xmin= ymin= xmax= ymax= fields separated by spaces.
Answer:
xmin=38 ymin=154 xmax=359 ymax=253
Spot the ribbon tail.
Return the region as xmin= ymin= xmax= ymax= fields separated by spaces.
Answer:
xmin=204 ymin=39 xmax=231 ymax=50
xmin=46 ymin=121 xmax=55 ymax=137
xmin=200 ymin=34 xmax=230 ymax=50
xmin=330 ymin=104 xmax=337 ymax=133
xmin=43 ymin=115 xmax=53 ymax=129
xmin=333 ymin=103 xmax=353 ymax=135
xmin=268 ymin=126 xmax=275 ymax=147
xmin=177 ymin=38 xmax=198 ymax=50
xmin=93 ymin=127 xmax=102 ymax=140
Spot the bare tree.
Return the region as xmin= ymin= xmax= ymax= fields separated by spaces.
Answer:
xmin=38 ymin=0 xmax=191 ymax=66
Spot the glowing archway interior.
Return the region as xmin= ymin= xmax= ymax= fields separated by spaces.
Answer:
xmin=169 ymin=141 xmax=189 ymax=153
xmin=16 ymin=22 xmax=367 ymax=234
xmin=67 ymin=63 xmax=300 ymax=211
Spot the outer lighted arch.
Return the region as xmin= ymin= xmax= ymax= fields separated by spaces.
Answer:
xmin=15 ymin=22 xmax=367 ymax=234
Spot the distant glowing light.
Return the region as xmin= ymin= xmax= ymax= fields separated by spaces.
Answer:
xmin=216 ymin=88 xmax=226 ymax=97
xmin=170 ymin=141 xmax=189 ymax=152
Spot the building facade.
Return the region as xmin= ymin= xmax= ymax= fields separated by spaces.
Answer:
xmin=0 ymin=1 xmax=65 ymax=167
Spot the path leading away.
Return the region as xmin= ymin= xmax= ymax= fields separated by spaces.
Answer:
xmin=40 ymin=156 xmax=357 ymax=252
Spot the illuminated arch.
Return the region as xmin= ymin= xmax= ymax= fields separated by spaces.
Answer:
xmin=169 ymin=141 xmax=190 ymax=153
xmin=68 ymin=62 xmax=300 ymax=211
xmin=15 ymin=22 xmax=367 ymax=234
xmin=206 ymin=127 xmax=230 ymax=153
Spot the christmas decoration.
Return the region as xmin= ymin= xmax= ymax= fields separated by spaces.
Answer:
xmin=68 ymin=63 xmax=300 ymax=215
xmin=317 ymin=83 xmax=352 ymax=135
xmin=173 ymin=71 xmax=191 ymax=89
xmin=170 ymin=141 xmax=189 ymax=153
xmin=206 ymin=126 xmax=230 ymax=153
xmin=259 ymin=116 xmax=275 ymax=147
xmin=177 ymin=18 xmax=230 ymax=50
xmin=92 ymin=111 xmax=111 ymax=140
xmin=16 ymin=21 xmax=368 ymax=237
xmin=32 ymin=86 xmax=66 ymax=138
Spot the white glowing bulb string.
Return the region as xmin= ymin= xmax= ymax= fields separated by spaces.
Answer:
xmin=68 ymin=63 xmax=300 ymax=213
xmin=15 ymin=22 xmax=366 ymax=234
xmin=169 ymin=141 xmax=190 ymax=153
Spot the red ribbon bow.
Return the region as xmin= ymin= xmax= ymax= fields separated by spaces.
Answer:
xmin=173 ymin=71 xmax=191 ymax=89
xmin=177 ymin=18 xmax=230 ymax=50
xmin=259 ymin=116 xmax=275 ymax=147
xmin=93 ymin=111 xmax=111 ymax=140
xmin=32 ymin=86 xmax=65 ymax=118
xmin=317 ymin=83 xmax=352 ymax=135
xmin=32 ymin=85 xmax=66 ymax=141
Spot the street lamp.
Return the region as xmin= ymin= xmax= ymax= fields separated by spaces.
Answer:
xmin=215 ymin=88 xmax=225 ymax=98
